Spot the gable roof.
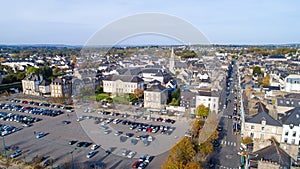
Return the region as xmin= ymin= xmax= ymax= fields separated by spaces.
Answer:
xmin=23 ymin=73 xmax=42 ymax=81
xmin=249 ymin=142 xmax=291 ymax=168
xmin=281 ymin=107 xmax=300 ymax=126
xmin=245 ymin=102 xmax=281 ymax=126
xmin=146 ymin=83 xmax=166 ymax=92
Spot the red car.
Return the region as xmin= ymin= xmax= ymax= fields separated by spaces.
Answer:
xmin=146 ymin=127 xmax=153 ymax=133
xmin=132 ymin=161 xmax=142 ymax=168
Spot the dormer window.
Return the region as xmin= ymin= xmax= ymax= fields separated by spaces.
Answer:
xmin=289 ymin=123 xmax=294 ymax=129
xmin=261 ymin=117 xmax=266 ymax=125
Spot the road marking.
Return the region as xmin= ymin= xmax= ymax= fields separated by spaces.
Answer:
xmin=234 ymin=142 xmax=236 ymax=146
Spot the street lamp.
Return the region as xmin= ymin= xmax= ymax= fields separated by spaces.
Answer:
xmin=69 ymin=148 xmax=77 ymax=169
xmin=1 ymin=136 xmax=7 ymax=162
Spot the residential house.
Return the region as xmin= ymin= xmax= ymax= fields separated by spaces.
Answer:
xmin=248 ymin=141 xmax=292 ymax=169
xmin=50 ymin=76 xmax=72 ymax=98
xmin=103 ymin=75 xmax=144 ymax=95
xmin=22 ymin=73 xmax=43 ymax=96
xmin=284 ymin=74 xmax=300 ymax=92
xmin=265 ymin=55 xmax=288 ymax=62
xmin=281 ymin=107 xmax=300 ymax=146
xmin=144 ymin=83 xmax=168 ymax=110
xmin=277 ymin=93 xmax=300 ymax=108
xmin=38 ymin=80 xmax=50 ymax=96
xmin=195 ymin=91 xmax=219 ymax=114
xmin=244 ymin=102 xmax=282 ymax=142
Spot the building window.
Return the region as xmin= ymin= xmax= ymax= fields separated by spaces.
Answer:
xmin=250 ymin=133 xmax=254 ymax=138
xmin=284 ymin=138 xmax=288 ymax=143
xmin=285 ymin=131 xmax=289 ymax=136
xmin=291 ymin=139 xmax=295 ymax=144
xmin=260 ymin=134 xmax=264 ymax=139
xmin=261 ymin=127 xmax=265 ymax=131
xmin=293 ymin=131 xmax=296 ymax=137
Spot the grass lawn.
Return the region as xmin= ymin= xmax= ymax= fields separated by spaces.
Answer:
xmin=113 ymin=96 xmax=130 ymax=104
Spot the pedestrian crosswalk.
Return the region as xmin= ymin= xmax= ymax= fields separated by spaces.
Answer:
xmin=220 ymin=140 xmax=236 ymax=147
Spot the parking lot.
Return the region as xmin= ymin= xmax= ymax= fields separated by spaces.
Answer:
xmin=0 ymin=97 xmax=191 ymax=168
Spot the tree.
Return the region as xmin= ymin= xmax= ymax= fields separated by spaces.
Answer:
xmin=252 ymin=66 xmax=262 ymax=75
xmin=95 ymin=85 xmax=103 ymax=94
xmin=198 ymin=141 xmax=213 ymax=154
xmin=26 ymin=67 xmax=38 ymax=75
xmin=170 ymin=98 xmax=180 ymax=106
xmin=171 ymin=88 xmax=181 ymax=100
xmin=71 ymin=55 xmax=77 ymax=63
xmin=242 ymin=136 xmax=253 ymax=145
xmin=191 ymin=119 xmax=204 ymax=139
xmin=262 ymin=74 xmax=270 ymax=86
xmin=162 ymin=137 xmax=196 ymax=169
xmin=195 ymin=104 xmax=209 ymax=118
xmin=185 ymin=162 xmax=202 ymax=169
xmin=134 ymin=88 xmax=144 ymax=99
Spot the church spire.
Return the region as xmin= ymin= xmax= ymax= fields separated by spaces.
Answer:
xmin=169 ymin=47 xmax=175 ymax=73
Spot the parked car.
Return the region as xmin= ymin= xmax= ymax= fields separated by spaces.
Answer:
xmin=127 ymin=151 xmax=136 ymax=158
xmin=132 ymin=161 xmax=142 ymax=168
xmin=10 ymin=149 xmax=22 ymax=158
xmin=76 ymin=142 xmax=85 ymax=147
xmin=69 ymin=140 xmax=77 ymax=145
xmin=86 ymin=151 xmax=97 ymax=158
xmin=91 ymin=144 xmax=100 ymax=150
xmin=62 ymin=120 xmax=71 ymax=124
xmin=36 ymin=132 xmax=47 ymax=139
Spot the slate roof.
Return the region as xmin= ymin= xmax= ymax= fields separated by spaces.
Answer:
xmin=245 ymin=102 xmax=281 ymax=126
xmin=117 ymin=67 xmax=142 ymax=75
xmin=284 ymin=93 xmax=300 ymax=99
xmin=106 ymin=75 xmax=144 ymax=83
xmin=281 ymin=107 xmax=300 ymax=126
xmin=146 ymin=83 xmax=166 ymax=92
xmin=24 ymin=73 xmax=42 ymax=81
xmin=141 ymin=68 xmax=161 ymax=74
xmin=262 ymin=86 xmax=281 ymax=91
xmin=39 ymin=80 xmax=50 ymax=86
xmin=249 ymin=142 xmax=291 ymax=168
xmin=268 ymin=55 xmax=286 ymax=59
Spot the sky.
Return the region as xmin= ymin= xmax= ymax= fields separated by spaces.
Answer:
xmin=0 ymin=0 xmax=299 ymax=45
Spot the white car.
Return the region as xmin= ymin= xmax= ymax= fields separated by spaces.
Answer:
xmin=86 ymin=151 xmax=97 ymax=158
xmin=10 ymin=150 xmax=22 ymax=158
xmin=91 ymin=144 xmax=100 ymax=150
xmin=127 ymin=151 xmax=136 ymax=158
xmin=113 ymin=118 xmax=120 ymax=124
xmin=36 ymin=132 xmax=47 ymax=139
xmin=121 ymin=149 xmax=128 ymax=156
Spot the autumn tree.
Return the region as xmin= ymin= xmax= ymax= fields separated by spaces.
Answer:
xmin=134 ymin=88 xmax=144 ymax=99
xmin=198 ymin=141 xmax=213 ymax=154
xmin=195 ymin=104 xmax=209 ymax=118
xmin=242 ymin=136 xmax=253 ymax=145
xmin=262 ymin=74 xmax=270 ymax=86
xmin=191 ymin=119 xmax=204 ymax=139
xmin=184 ymin=161 xmax=202 ymax=169
xmin=162 ymin=137 xmax=195 ymax=169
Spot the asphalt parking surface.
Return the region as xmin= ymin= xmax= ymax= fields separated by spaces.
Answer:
xmin=0 ymin=99 xmax=190 ymax=168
